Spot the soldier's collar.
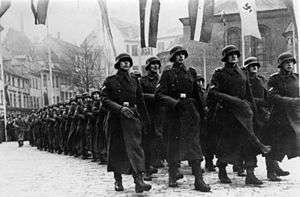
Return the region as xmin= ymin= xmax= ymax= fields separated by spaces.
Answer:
xmin=172 ymin=62 xmax=187 ymax=71
xmin=117 ymin=70 xmax=131 ymax=81
xmin=279 ymin=70 xmax=297 ymax=78
xmin=147 ymin=72 xmax=159 ymax=79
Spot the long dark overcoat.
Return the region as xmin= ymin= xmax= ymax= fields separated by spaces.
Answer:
xmin=101 ymin=70 xmax=149 ymax=174
xmin=155 ymin=63 xmax=205 ymax=163
xmin=262 ymin=71 xmax=300 ymax=161
xmin=207 ymin=64 xmax=258 ymax=164
xmin=248 ymin=73 xmax=269 ymax=136
xmin=140 ymin=73 xmax=161 ymax=165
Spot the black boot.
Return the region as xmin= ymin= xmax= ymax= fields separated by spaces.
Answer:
xmin=232 ymin=165 xmax=238 ymax=172
xmin=191 ymin=160 xmax=211 ymax=192
xmin=99 ymin=154 xmax=107 ymax=165
xmin=273 ymin=161 xmax=290 ymax=176
xmin=205 ymin=160 xmax=216 ymax=172
xmin=245 ymin=168 xmax=263 ymax=185
xmin=114 ymin=172 xmax=124 ymax=191
xmin=218 ymin=166 xmax=232 ymax=183
xmin=266 ymin=158 xmax=281 ymax=181
xmin=133 ymin=172 xmax=151 ymax=193
xmin=144 ymin=171 xmax=153 ymax=181
xmin=168 ymin=164 xmax=178 ymax=187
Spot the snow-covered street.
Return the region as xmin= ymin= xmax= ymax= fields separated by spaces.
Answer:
xmin=0 ymin=141 xmax=300 ymax=197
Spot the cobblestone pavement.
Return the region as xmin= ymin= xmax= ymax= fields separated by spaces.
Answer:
xmin=0 ymin=141 xmax=300 ymax=197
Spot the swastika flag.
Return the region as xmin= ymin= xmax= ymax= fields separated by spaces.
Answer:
xmin=236 ymin=0 xmax=261 ymax=39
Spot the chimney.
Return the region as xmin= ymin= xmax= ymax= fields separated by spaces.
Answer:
xmin=57 ymin=32 xmax=61 ymax=40
xmin=179 ymin=17 xmax=191 ymax=41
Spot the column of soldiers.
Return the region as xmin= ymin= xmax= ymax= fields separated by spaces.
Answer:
xmin=26 ymin=45 xmax=299 ymax=193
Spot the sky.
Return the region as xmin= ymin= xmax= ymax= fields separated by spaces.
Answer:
xmin=1 ymin=0 xmax=299 ymax=46
xmin=0 ymin=0 xmax=191 ymax=45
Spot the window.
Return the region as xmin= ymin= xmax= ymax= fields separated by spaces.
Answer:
xmin=131 ymin=45 xmax=138 ymax=56
xmin=33 ymin=97 xmax=36 ymax=108
xmin=56 ymin=76 xmax=59 ymax=88
xmin=37 ymin=98 xmax=40 ymax=108
xmin=35 ymin=79 xmax=37 ymax=89
xmin=26 ymin=95 xmax=30 ymax=108
xmin=12 ymin=77 xmax=15 ymax=87
xmin=13 ymin=93 xmax=16 ymax=107
xmin=57 ymin=96 xmax=59 ymax=103
xmin=157 ymin=42 xmax=165 ymax=52
xmin=9 ymin=93 xmax=12 ymax=105
xmin=43 ymin=74 xmax=47 ymax=87
xmin=17 ymin=78 xmax=20 ymax=87
xmin=30 ymin=96 xmax=33 ymax=108
xmin=126 ymin=45 xmax=130 ymax=54
xmin=4 ymin=74 xmax=6 ymax=83
xmin=22 ymin=79 xmax=24 ymax=88
xmin=23 ymin=95 xmax=26 ymax=108
xmin=18 ymin=93 xmax=22 ymax=107
xmin=61 ymin=92 xmax=64 ymax=101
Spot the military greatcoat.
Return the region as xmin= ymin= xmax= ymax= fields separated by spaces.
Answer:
xmin=207 ymin=63 xmax=258 ymax=165
xmin=155 ymin=63 xmax=205 ymax=163
xmin=101 ymin=70 xmax=149 ymax=174
xmin=262 ymin=71 xmax=300 ymax=161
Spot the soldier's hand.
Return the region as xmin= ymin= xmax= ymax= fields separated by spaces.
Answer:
xmin=120 ymin=107 xmax=135 ymax=119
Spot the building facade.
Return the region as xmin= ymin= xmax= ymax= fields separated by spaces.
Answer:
xmin=157 ymin=0 xmax=296 ymax=82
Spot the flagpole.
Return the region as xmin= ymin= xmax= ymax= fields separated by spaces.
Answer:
xmin=292 ymin=24 xmax=298 ymax=73
xmin=0 ymin=26 xmax=8 ymax=142
xmin=203 ymin=47 xmax=207 ymax=87
xmin=241 ymin=26 xmax=245 ymax=66
xmin=46 ymin=20 xmax=53 ymax=105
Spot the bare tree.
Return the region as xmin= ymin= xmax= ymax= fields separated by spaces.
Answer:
xmin=64 ymin=42 xmax=106 ymax=93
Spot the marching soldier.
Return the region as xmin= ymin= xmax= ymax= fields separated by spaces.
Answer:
xmin=155 ymin=46 xmax=210 ymax=192
xmin=46 ymin=105 xmax=56 ymax=153
xmin=140 ymin=57 xmax=161 ymax=180
xmin=232 ymin=57 xmax=270 ymax=176
xmin=65 ymin=98 xmax=77 ymax=155
xmin=77 ymin=93 xmax=91 ymax=159
xmin=60 ymin=103 xmax=69 ymax=155
xmin=90 ymin=90 xmax=107 ymax=164
xmin=101 ymin=53 xmax=151 ymax=193
xmin=195 ymin=76 xmax=216 ymax=172
xmin=14 ymin=114 xmax=26 ymax=147
xmin=244 ymin=57 xmax=270 ymax=134
xmin=263 ymin=52 xmax=300 ymax=181
xmin=207 ymin=45 xmax=270 ymax=185
xmin=68 ymin=94 xmax=82 ymax=157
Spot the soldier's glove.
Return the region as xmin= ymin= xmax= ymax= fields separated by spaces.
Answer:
xmin=120 ymin=107 xmax=135 ymax=119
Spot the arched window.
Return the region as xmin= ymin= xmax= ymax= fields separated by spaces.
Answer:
xmin=226 ymin=27 xmax=241 ymax=52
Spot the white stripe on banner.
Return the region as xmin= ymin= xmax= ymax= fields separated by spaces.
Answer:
xmin=144 ymin=0 xmax=152 ymax=47
xmin=194 ymin=0 xmax=205 ymax=41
